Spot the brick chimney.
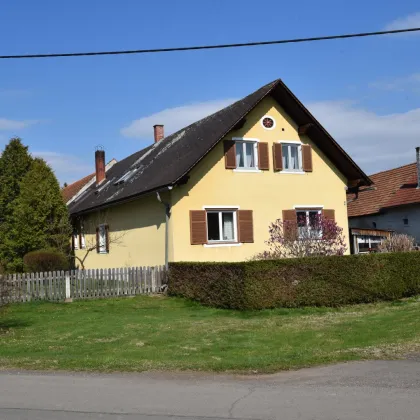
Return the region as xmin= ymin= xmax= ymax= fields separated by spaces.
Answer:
xmin=417 ymin=147 xmax=420 ymax=189
xmin=95 ymin=148 xmax=106 ymax=185
xmin=153 ymin=124 xmax=164 ymax=143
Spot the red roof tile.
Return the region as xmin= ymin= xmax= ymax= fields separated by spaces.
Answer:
xmin=62 ymin=173 xmax=94 ymax=203
xmin=347 ymin=163 xmax=418 ymax=217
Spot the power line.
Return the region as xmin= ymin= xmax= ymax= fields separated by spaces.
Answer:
xmin=1 ymin=27 xmax=419 ymax=59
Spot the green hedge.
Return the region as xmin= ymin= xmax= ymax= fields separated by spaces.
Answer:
xmin=168 ymin=252 xmax=420 ymax=309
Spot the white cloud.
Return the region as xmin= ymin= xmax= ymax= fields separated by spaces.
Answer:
xmin=0 ymin=118 xmax=40 ymax=131
xmin=384 ymin=12 xmax=420 ymax=31
xmin=370 ymin=73 xmax=420 ymax=92
xmin=307 ymin=101 xmax=420 ymax=173
xmin=121 ymin=99 xmax=237 ymax=139
xmin=32 ymin=151 xmax=92 ymax=184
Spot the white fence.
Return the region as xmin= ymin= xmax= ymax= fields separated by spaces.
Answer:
xmin=2 ymin=266 xmax=167 ymax=303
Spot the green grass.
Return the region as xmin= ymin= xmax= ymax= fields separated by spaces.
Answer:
xmin=1 ymin=295 xmax=420 ymax=373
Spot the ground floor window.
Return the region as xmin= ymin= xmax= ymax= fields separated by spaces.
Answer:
xmin=356 ymin=235 xmax=383 ymax=253
xmin=207 ymin=210 xmax=237 ymax=242
xmin=296 ymin=209 xmax=322 ymax=239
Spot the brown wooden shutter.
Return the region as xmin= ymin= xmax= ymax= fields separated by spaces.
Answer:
xmin=238 ymin=210 xmax=254 ymax=243
xmin=105 ymin=225 xmax=110 ymax=253
xmin=96 ymin=227 xmax=100 ymax=253
xmin=302 ymin=144 xmax=313 ymax=172
xmin=78 ymin=230 xmax=83 ymax=249
xmin=273 ymin=143 xmax=283 ymax=171
xmin=190 ymin=210 xmax=207 ymax=245
xmin=72 ymin=233 xmax=75 ymax=251
xmin=224 ymin=140 xmax=236 ymax=169
xmin=258 ymin=142 xmax=269 ymax=170
xmin=282 ymin=209 xmax=298 ymax=241
xmin=322 ymin=209 xmax=335 ymax=222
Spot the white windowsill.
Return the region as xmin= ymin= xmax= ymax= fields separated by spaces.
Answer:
xmin=204 ymin=243 xmax=243 ymax=248
xmin=277 ymin=170 xmax=306 ymax=175
xmin=99 ymin=251 xmax=108 ymax=254
xmin=233 ymin=168 xmax=262 ymax=173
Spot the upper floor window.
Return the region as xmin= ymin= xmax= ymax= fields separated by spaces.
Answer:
xmin=282 ymin=143 xmax=302 ymax=171
xmin=235 ymin=141 xmax=258 ymax=170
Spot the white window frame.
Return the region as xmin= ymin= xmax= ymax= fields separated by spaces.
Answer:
xmin=98 ymin=224 xmax=107 ymax=254
xmin=232 ymin=137 xmax=260 ymax=172
xmin=295 ymin=209 xmax=322 ymax=239
xmin=260 ymin=115 xmax=276 ymax=130
xmin=278 ymin=140 xmax=303 ymax=173
xmin=73 ymin=232 xmax=79 ymax=250
xmin=356 ymin=236 xmax=383 ymax=254
xmin=205 ymin=209 xmax=238 ymax=244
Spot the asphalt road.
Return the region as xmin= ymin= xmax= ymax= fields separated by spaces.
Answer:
xmin=1 ymin=360 xmax=420 ymax=420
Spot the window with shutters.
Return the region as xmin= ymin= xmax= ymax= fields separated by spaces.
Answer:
xmin=98 ymin=224 xmax=108 ymax=253
xmin=207 ymin=210 xmax=237 ymax=243
xmin=281 ymin=143 xmax=302 ymax=172
xmin=296 ymin=209 xmax=322 ymax=239
xmin=235 ymin=140 xmax=258 ymax=170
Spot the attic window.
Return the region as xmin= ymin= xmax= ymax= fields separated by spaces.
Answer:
xmin=261 ymin=116 xmax=276 ymax=130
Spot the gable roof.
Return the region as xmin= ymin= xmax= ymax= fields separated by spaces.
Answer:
xmin=62 ymin=173 xmax=94 ymax=203
xmin=69 ymin=79 xmax=371 ymax=216
xmin=347 ymin=163 xmax=419 ymax=217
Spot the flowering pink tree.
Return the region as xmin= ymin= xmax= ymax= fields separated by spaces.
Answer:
xmin=254 ymin=215 xmax=347 ymax=259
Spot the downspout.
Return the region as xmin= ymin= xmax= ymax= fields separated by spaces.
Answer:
xmin=156 ymin=187 xmax=172 ymax=270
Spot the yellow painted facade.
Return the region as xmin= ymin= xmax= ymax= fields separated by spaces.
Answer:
xmin=170 ymin=96 xmax=349 ymax=262
xmin=74 ymin=194 xmax=167 ymax=268
xmin=75 ymin=96 xmax=350 ymax=268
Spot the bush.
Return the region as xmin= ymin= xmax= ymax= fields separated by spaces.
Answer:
xmin=252 ymin=215 xmax=347 ymax=259
xmin=23 ymin=249 xmax=69 ymax=273
xmin=379 ymin=233 xmax=415 ymax=253
xmin=168 ymin=252 xmax=420 ymax=309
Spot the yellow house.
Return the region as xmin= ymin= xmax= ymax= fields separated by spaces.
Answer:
xmin=69 ymin=79 xmax=371 ymax=269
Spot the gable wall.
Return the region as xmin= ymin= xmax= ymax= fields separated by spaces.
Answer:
xmin=170 ymin=96 xmax=350 ymax=261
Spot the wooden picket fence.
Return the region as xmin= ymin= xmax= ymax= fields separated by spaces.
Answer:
xmin=1 ymin=266 xmax=168 ymax=303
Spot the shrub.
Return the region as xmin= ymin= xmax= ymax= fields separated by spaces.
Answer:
xmin=379 ymin=233 xmax=415 ymax=253
xmin=253 ymin=216 xmax=347 ymax=260
xmin=23 ymin=249 xmax=69 ymax=273
xmin=169 ymin=252 xmax=420 ymax=309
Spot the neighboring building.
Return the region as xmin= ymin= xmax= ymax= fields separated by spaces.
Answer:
xmin=348 ymin=150 xmax=420 ymax=254
xmin=68 ymin=79 xmax=370 ymax=269
xmin=62 ymin=159 xmax=117 ymax=205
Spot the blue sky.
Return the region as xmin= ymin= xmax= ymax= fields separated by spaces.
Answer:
xmin=1 ymin=0 xmax=420 ymax=184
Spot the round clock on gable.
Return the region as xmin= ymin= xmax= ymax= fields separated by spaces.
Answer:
xmin=261 ymin=116 xmax=275 ymax=130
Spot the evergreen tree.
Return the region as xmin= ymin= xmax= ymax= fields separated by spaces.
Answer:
xmin=0 ymin=138 xmax=33 ymax=269
xmin=4 ymin=158 xmax=71 ymax=272
xmin=0 ymin=138 xmax=33 ymax=223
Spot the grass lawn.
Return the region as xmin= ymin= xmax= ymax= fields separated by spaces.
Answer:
xmin=1 ymin=295 xmax=420 ymax=373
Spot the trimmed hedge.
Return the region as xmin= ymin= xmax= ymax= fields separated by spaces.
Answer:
xmin=168 ymin=252 xmax=420 ymax=309
xmin=23 ymin=249 xmax=69 ymax=273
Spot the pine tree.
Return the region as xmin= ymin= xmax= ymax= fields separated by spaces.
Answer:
xmin=4 ymin=158 xmax=71 ymax=272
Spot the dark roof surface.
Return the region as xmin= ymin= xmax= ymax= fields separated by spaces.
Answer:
xmin=347 ymin=163 xmax=418 ymax=217
xmin=69 ymin=79 xmax=370 ymax=215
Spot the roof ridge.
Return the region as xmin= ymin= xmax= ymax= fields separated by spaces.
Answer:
xmin=370 ymin=161 xmax=416 ymax=177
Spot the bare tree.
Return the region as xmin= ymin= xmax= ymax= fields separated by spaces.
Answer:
xmin=72 ymin=211 xmax=126 ymax=270
xmin=378 ymin=233 xmax=415 ymax=253
xmin=253 ymin=215 xmax=347 ymax=260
